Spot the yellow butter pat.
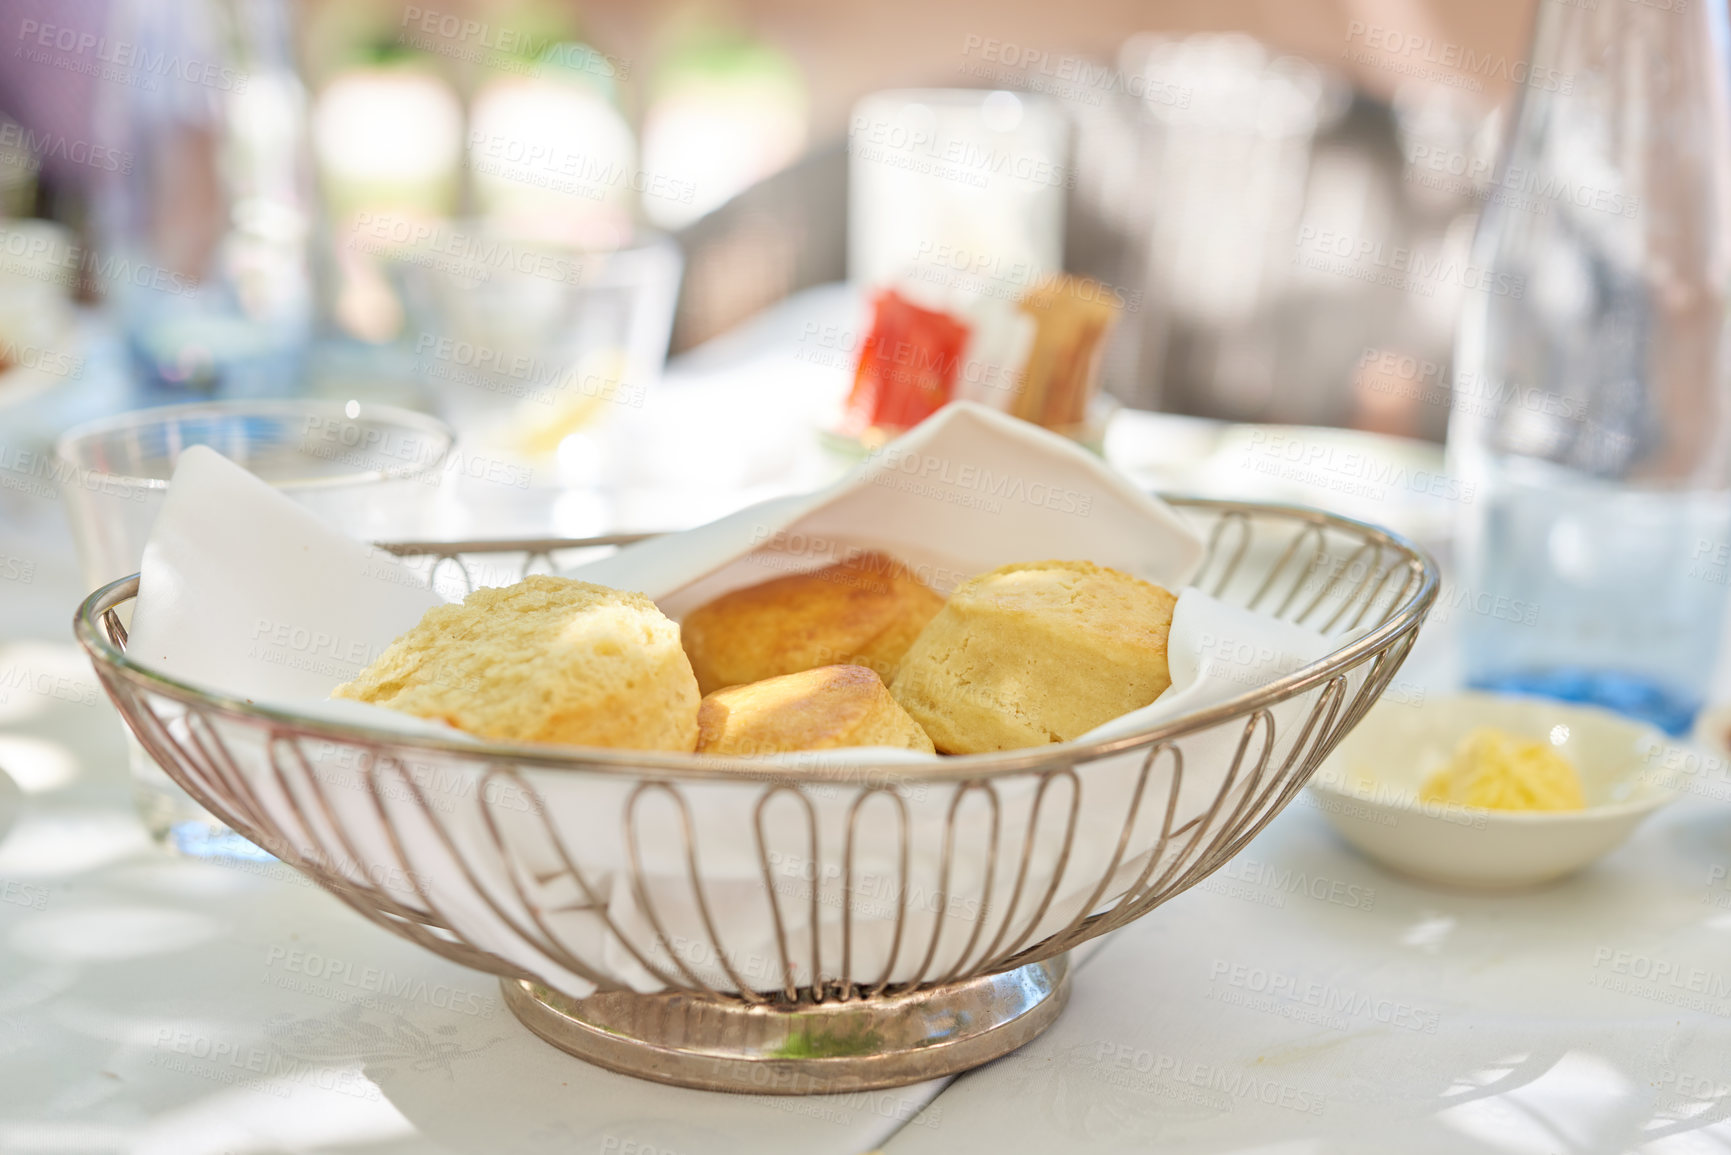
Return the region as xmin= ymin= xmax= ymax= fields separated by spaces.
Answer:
xmin=1419 ymin=726 xmax=1586 ymax=812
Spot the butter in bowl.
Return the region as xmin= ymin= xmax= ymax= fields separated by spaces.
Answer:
xmin=1308 ymin=692 xmax=1678 ymax=889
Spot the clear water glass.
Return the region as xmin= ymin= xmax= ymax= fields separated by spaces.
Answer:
xmin=56 ymin=400 xmax=453 ymax=856
xmin=386 ymin=224 xmax=681 ymax=477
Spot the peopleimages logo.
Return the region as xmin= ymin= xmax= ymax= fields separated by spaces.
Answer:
xmin=262 ymin=944 xmax=494 ymax=1017
xmin=1086 ymin=1042 xmax=1328 ymax=1116
xmin=150 ymin=1027 xmax=380 ymax=1102
xmin=1403 ymin=142 xmax=1640 ymax=220
xmin=348 ymin=212 xmax=589 ymax=286
xmin=1208 ymin=959 xmax=1441 ymax=1033
xmin=1343 ymin=22 xmax=1574 ymax=94
xmin=1429 ymin=579 xmax=1540 ymax=628
xmin=796 ymin=321 xmax=1025 ymax=393
xmin=1294 ymin=227 xmax=1526 ymax=299
xmin=1705 ymin=864 xmax=1731 ymax=911
xmin=1355 ymin=350 xmax=1588 ymax=421
xmin=16 ymin=19 xmax=248 ymax=92
xmin=0 ymin=440 xmax=153 ymax=503
xmin=0 ymin=337 xmax=83 ymax=379
xmin=0 ymin=122 xmax=132 ymax=173
xmin=912 ymin=241 xmax=1142 ymax=309
xmin=1589 ymin=946 xmax=1731 ymax=1013
xmin=467 ymin=130 xmax=696 ymax=205
xmin=0 ymin=226 xmax=197 ymax=298
xmin=1210 ymin=856 xmax=1377 ymax=911
xmin=411 ymin=332 xmax=646 ymax=414
xmin=398 ymin=5 xmax=629 ymax=79
xmin=849 ymin=113 xmax=1073 ymax=190
xmin=0 ymin=661 xmax=99 ymax=708
xmin=862 ymin=447 xmax=1094 ymax=516
xmin=959 ymin=36 xmax=1192 ymax=104
xmin=956 ymin=37 xmax=1193 ymax=110
xmin=1240 ymin=429 xmax=1478 ymax=505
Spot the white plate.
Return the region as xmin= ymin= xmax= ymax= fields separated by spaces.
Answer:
xmin=1309 ymin=692 xmax=1677 ymax=889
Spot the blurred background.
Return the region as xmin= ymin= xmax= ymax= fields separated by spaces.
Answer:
xmin=0 ymin=0 xmax=1542 ymax=538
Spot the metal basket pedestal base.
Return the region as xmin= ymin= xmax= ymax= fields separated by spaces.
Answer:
xmin=501 ymin=954 xmax=1071 ymax=1094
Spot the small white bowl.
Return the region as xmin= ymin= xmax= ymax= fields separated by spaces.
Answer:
xmin=1309 ymin=692 xmax=1677 ymax=889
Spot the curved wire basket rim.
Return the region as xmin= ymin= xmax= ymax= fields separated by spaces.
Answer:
xmin=73 ymin=495 xmax=1439 ymax=785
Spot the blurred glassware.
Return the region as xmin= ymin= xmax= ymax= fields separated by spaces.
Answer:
xmin=1389 ymin=84 xmax=1501 ymax=223
xmin=0 ymin=219 xmax=81 ymax=401
xmin=1341 ymin=84 xmax=1501 ymax=440
xmin=0 ymin=118 xmax=41 ymax=219
xmin=1129 ymin=36 xmax=1336 ymax=328
xmin=314 ymin=57 xmax=464 ymax=342
xmin=314 ymin=61 xmax=464 ymax=223
xmin=467 ymin=58 xmax=636 ymax=249
xmin=1449 ymin=0 xmax=1731 ymax=735
xmin=848 ymin=88 xmax=1066 ymax=298
xmin=56 ymin=399 xmax=454 ymax=857
xmin=298 ymin=337 xmax=436 ymax=414
xmin=389 ymin=223 xmax=682 ymax=486
xmin=641 ymin=29 xmax=807 ymax=231
xmin=1051 ymin=34 xmax=1506 ymax=440
xmin=1111 ymin=35 xmax=1349 ymax=421
xmin=93 ymin=0 xmax=315 ymax=401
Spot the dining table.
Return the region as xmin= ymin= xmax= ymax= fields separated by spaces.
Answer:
xmin=2 ymin=284 xmax=1729 ymax=1155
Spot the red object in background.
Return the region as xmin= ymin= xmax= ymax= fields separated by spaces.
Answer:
xmin=842 ymin=289 xmax=971 ymax=435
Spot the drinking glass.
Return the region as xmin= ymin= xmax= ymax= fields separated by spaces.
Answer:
xmin=56 ymin=399 xmax=454 ymax=856
xmin=386 ymin=223 xmax=682 ymax=481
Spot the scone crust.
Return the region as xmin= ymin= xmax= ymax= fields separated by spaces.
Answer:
xmin=696 ymin=664 xmax=935 ymax=755
xmin=889 ymin=560 xmax=1177 ymax=754
xmin=333 ymin=575 xmax=700 ymax=751
xmin=680 ymin=551 xmax=945 ymax=694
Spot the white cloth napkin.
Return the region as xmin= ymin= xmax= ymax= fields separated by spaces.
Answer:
xmin=125 ymin=404 xmax=1357 ymax=996
xmin=129 ymin=446 xmax=443 ymax=704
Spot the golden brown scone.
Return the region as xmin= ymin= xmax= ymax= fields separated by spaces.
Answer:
xmin=889 ymin=561 xmax=1177 ymax=754
xmin=679 ymin=551 xmax=946 ymax=694
xmin=696 ymin=665 xmax=936 ymax=756
xmin=333 ymin=575 xmax=700 ymax=751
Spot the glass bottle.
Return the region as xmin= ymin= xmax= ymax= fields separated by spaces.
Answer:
xmin=1449 ymin=0 xmax=1731 ymax=734
xmin=95 ymin=0 xmax=314 ymax=401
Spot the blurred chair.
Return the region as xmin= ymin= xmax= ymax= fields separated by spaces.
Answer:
xmin=669 ymin=139 xmax=847 ymax=353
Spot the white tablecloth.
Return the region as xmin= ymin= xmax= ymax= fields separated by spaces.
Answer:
xmin=2 ymin=286 xmax=1728 ymax=1154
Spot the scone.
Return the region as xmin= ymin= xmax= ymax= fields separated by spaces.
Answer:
xmin=333 ymin=575 xmax=700 ymax=750
xmin=889 ymin=560 xmax=1177 ymax=754
xmin=696 ymin=665 xmax=935 ymax=756
xmin=679 ymin=551 xmax=946 ymax=694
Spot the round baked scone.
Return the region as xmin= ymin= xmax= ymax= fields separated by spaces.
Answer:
xmin=679 ymin=551 xmax=946 ymax=694
xmin=696 ymin=665 xmax=935 ymax=756
xmin=333 ymin=575 xmax=700 ymax=750
xmin=889 ymin=561 xmax=1178 ymax=754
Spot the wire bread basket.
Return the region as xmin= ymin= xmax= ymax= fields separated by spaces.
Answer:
xmin=76 ymin=497 xmax=1437 ymax=1093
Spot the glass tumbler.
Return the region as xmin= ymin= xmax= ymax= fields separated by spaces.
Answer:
xmin=56 ymin=399 xmax=454 ymax=857
xmin=386 ymin=224 xmax=682 ymax=484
